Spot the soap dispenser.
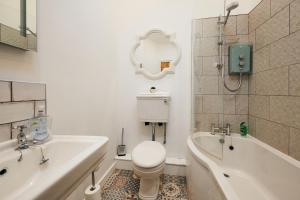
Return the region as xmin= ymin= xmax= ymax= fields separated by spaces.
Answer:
xmin=30 ymin=106 xmax=49 ymax=142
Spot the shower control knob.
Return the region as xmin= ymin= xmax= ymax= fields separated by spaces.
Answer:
xmin=239 ymin=55 xmax=244 ymax=60
xmin=239 ymin=61 xmax=245 ymax=66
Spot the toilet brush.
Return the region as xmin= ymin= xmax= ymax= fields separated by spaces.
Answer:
xmin=117 ymin=128 xmax=126 ymax=156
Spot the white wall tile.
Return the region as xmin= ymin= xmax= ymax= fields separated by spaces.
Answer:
xmin=12 ymin=82 xmax=46 ymax=101
xmin=0 ymin=102 xmax=34 ymax=124
xmin=0 ymin=81 xmax=11 ymax=102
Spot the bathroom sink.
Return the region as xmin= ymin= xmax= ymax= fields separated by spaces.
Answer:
xmin=0 ymin=135 xmax=108 ymax=200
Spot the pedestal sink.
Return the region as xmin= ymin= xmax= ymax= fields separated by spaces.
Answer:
xmin=0 ymin=135 xmax=108 ymax=200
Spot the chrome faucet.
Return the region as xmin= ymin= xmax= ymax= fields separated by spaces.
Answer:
xmin=211 ymin=123 xmax=231 ymax=136
xmin=14 ymin=125 xmax=29 ymax=150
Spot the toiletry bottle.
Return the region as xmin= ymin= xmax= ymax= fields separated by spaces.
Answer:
xmin=31 ymin=106 xmax=49 ymax=141
xmin=240 ymin=122 xmax=248 ymax=136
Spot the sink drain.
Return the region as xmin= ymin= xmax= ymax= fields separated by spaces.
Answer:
xmin=223 ymin=173 xmax=230 ymax=178
xmin=0 ymin=168 xmax=7 ymax=176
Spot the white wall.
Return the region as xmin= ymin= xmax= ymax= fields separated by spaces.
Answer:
xmin=111 ymin=0 xmax=194 ymax=159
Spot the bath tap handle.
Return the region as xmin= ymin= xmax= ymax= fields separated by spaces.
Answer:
xmin=211 ymin=123 xmax=220 ymax=135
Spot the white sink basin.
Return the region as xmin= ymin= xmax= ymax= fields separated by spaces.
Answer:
xmin=0 ymin=135 xmax=108 ymax=200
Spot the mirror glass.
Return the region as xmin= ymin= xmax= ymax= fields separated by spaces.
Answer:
xmin=135 ymin=32 xmax=178 ymax=74
xmin=0 ymin=0 xmax=37 ymax=51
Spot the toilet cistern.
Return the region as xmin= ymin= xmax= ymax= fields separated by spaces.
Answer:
xmin=136 ymin=89 xmax=170 ymax=142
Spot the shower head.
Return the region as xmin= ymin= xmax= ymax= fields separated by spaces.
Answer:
xmin=226 ymin=1 xmax=239 ymax=12
xmin=224 ymin=1 xmax=239 ymax=25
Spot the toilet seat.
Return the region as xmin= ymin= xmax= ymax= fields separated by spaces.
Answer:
xmin=132 ymin=141 xmax=166 ymax=168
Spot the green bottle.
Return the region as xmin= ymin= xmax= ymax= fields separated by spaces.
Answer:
xmin=240 ymin=122 xmax=248 ymax=136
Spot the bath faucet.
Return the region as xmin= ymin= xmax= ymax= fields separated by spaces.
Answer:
xmin=14 ymin=125 xmax=29 ymax=150
xmin=210 ymin=123 xmax=231 ymax=136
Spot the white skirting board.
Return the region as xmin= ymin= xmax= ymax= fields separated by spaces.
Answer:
xmin=114 ymin=154 xmax=187 ymax=176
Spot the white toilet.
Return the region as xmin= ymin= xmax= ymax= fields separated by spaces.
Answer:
xmin=132 ymin=141 xmax=166 ymax=200
xmin=133 ymin=91 xmax=170 ymax=200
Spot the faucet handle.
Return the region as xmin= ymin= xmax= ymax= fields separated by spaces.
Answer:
xmin=13 ymin=125 xmax=27 ymax=131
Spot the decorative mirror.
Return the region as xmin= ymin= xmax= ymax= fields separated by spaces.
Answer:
xmin=0 ymin=0 xmax=37 ymax=51
xmin=130 ymin=29 xmax=181 ymax=80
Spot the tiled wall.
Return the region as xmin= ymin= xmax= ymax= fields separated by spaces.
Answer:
xmin=0 ymin=81 xmax=46 ymax=142
xmin=249 ymin=0 xmax=300 ymax=161
xmin=193 ymin=15 xmax=249 ymax=133
xmin=193 ymin=0 xmax=300 ymax=161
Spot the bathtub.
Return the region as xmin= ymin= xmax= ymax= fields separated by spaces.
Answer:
xmin=186 ymin=132 xmax=300 ymax=200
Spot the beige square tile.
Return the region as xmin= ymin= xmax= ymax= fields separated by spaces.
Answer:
xmin=236 ymin=95 xmax=248 ymax=115
xmin=223 ymin=95 xmax=236 ymax=114
xmin=193 ymin=19 xmax=203 ymax=38
xmin=194 ymin=76 xmax=219 ymax=95
xmin=224 ymin=35 xmax=249 ymax=55
xmin=249 ymin=95 xmax=269 ymax=119
xmin=249 ymin=0 xmax=271 ymax=32
xmin=289 ymin=128 xmax=300 ymax=161
xmin=0 ymin=102 xmax=34 ymax=124
xmin=270 ymin=96 xmax=300 ymax=129
xmin=199 ymin=37 xmax=219 ymax=56
xmin=249 ymin=116 xmax=256 ymax=137
xmin=0 ymin=81 xmax=11 ymax=102
xmin=248 ymin=74 xmax=256 ymax=95
xmin=224 ymin=114 xmax=248 ymax=133
xmin=271 ymin=0 xmax=294 ymax=16
xmin=194 ymin=95 xmax=203 ymax=114
xmin=289 ymin=64 xmax=300 ymax=96
xmin=256 ymin=118 xmax=289 ymax=154
xmin=202 ymin=56 xmax=219 ymax=75
xmin=203 ymin=95 xmax=223 ymax=114
xmin=12 ymin=82 xmax=46 ymax=101
xmin=270 ymin=31 xmax=300 ymax=68
xmin=0 ymin=124 xmax=11 ymax=142
xmin=195 ymin=113 xmax=219 ymax=132
xmin=202 ymin=17 xmax=219 ymax=37
xmin=255 ymin=6 xmax=289 ymax=50
xmin=256 ymin=67 xmax=289 ymax=95
xmin=237 ymin=15 xmax=249 ymax=35
xmin=253 ymin=45 xmax=270 ymax=73
xmin=249 ymin=31 xmax=256 ymax=51
xmin=224 ymin=16 xmax=237 ymax=36
xmin=193 ymin=56 xmax=203 ymax=76
xmin=290 ymin=0 xmax=300 ymax=33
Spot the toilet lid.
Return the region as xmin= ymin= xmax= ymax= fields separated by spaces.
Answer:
xmin=132 ymin=141 xmax=166 ymax=168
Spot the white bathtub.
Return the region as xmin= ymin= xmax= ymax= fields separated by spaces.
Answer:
xmin=186 ymin=132 xmax=300 ymax=200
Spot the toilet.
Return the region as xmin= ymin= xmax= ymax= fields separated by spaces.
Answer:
xmin=133 ymin=91 xmax=170 ymax=200
xmin=132 ymin=141 xmax=166 ymax=200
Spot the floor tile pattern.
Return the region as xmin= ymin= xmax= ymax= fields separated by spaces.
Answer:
xmin=102 ymin=169 xmax=188 ymax=200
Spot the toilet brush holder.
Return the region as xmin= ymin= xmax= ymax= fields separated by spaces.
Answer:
xmin=117 ymin=128 xmax=126 ymax=156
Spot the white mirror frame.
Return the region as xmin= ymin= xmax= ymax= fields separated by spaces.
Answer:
xmin=130 ymin=29 xmax=181 ymax=80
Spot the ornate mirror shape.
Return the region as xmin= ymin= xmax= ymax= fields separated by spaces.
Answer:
xmin=130 ymin=29 xmax=181 ymax=80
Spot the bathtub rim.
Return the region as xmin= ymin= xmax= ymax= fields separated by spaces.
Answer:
xmin=187 ymin=132 xmax=300 ymax=200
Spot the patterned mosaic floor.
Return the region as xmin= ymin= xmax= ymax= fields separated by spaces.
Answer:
xmin=102 ymin=169 xmax=189 ymax=200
